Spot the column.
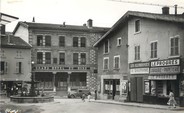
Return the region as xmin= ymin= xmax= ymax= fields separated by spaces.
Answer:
xmin=67 ymin=72 xmax=72 ymax=92
xmin=52 ymin=72 xmax=57 ymax=92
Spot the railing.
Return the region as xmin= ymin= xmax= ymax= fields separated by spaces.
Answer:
xmin=33 ymin=64 xmax=97 ymax=72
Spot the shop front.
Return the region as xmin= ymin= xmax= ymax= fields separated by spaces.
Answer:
xmin=100 ymin=75 xmax=127 ymax=101
xmin=143 ymin=58 xmax=184 ymax=106
xmin=129 ymin=62 xmax=150 ymax=102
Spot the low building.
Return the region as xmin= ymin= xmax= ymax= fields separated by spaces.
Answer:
xmin=0 ymin=34 xmax=32 ymax=96
xmin=13 ymin=19 xmax=109 ymax=95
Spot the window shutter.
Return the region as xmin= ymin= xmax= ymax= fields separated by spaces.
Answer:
xmin=16 ymin=62 xmax=19 ymax=73
xmin=21 ymin=62 xmax=23 ymax=74
xmin=5 ymin=62 xmax=8 ymax=73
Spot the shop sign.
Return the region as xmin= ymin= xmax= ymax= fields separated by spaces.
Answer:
xmin=148 ymin=75 xmax=177 ymax=80
xmin=151 ymin=58 xmax=180 ymax=67
xmin=150 ymin=66 xmax=180 ymax=74
xmin=130 ymin=62 xmax=149 ymax=68
xmin=130 ymin=68 xmax=149 ymax=74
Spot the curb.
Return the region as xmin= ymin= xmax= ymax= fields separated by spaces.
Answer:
xmin=91 ymin=100 xmax=184 ymax=111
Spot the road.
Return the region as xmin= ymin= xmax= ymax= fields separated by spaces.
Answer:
xmin=0 ymin=99 xmax=182 ymax=113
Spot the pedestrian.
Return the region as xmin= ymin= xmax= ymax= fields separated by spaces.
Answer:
xmin=82 ymin=93 xmax=85 ymax=102
xmin=87 ymin=91 xmax=91 ymax=102
xmin=167 ymin=90 xmax=176 ymax=108
xmin=95 ymin=90 xmax=97 ymax=100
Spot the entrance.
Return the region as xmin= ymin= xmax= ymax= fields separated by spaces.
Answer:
xmin=130 ymin=77 xmax=143 ymax=102
xmin=104 ymin=79 xmax=120 ymax=100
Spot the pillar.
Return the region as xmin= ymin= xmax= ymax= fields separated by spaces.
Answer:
xmin=67 ymin=72 xmax=72 ymax=92
xmin=52 ymin=72 xmax=57 ymax=92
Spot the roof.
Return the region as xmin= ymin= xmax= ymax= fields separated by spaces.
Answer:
xmin=13 ymin=21 xmax=110 ymax=34
xmin=0 ymin=13 xmax=19 ymax=25
xmin=93 ymin=11 xmax=184 ymax=47
xmin=1 ymin=35 xmax=32 ymax=49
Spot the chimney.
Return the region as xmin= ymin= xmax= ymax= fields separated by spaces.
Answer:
xmin=63 ymin=22 xmax=66 ymax=27
xmin=32 ymin=17 xmax=35 ymax=22
xmin=174 ymin=5 xmax=177 ymax=15
xmin=87 ymin=19 xmax=93 ymax=28
xmin=162 ymin=7 xmax=169 ymax=15
xmin=0 ymin=25 xmax=6 ymax=35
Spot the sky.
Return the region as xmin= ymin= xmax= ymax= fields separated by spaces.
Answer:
xmin=1 ymin=0 xmax=184 ymax=32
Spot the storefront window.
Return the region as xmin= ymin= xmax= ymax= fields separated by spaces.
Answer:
xmin=151 ymin=81 xmax=156 ymax=96
xmin=144 ymin=80 xmax=150 ymax=94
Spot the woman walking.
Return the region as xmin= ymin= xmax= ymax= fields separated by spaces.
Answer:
xmin=167 ymin=90 xmax=176 ymax=108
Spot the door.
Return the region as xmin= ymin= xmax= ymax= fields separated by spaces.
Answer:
xmin=136 ymin=77 xmax=143 ymax=102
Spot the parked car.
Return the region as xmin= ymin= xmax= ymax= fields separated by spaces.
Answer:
xmin=68 ymin=89 xmax=89 ymax=98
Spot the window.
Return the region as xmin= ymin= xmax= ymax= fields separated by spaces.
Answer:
xmin=16 ymin=62 xmax=22 ymax=73
xmin=80 ymin=53 xmax=86 ymax=65
xmin=104 ymin=40 xmax=109 ymax=53
xmin=81 ymin=37 xmax=86 ymax=47
xmin=135 ymin=45 xmax=140 ymax=60
xmin=0 ymin=61 xmax=7 ymax=74
xmin=45 ymin=52 xmax=51 ymax=64
xmin=37 ymin=52 xmax=43 ymax=64
xmin=114 ymin=55 xmax=120 ymax=69
xmin=73 ymin=37 xmax=78 ymax=47
xmin=135 ymin=20 xmax=140 ymax=32
xmin=37 ymin=35 xmax=43 ymax=46
xmin=73 ymin=53 xmax=79 ymax=65
xmin=170 ymin=36 xmax=179 ymax=56
xmin=45 ymin=35 xmax=51 ymax=46
xmin=117 ymin=37 xmax=121 ymax=46
xmin=151 ymin=41 xmax=157 ymax=58
xmin=59 ymin=53 xmax=65 ymax=65
xmin=59 ymin=36 xmax=65 ymax=47
xmin=53 ymin=58 xmax=57 ymax=64
xmin=103 ymin=57 xmax=109 ymax=70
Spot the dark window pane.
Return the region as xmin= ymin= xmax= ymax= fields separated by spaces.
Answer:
xmin=73 ymin=37 xmax=78 ymax=47
xmin=59 ymin=36 xmax=65 ymax=47
xmin=59 ymin=53 xmax=65 ymax=65
xmin=37 ymin=52 xmax=43 ymax=64
xmin=37 ymin=35 xmax=43 ymax=46
xmin=104 ymin=40 xmax=109 ymax=53
xmin=81 ymin=37 xmax=86 ymax=47
xmin=81 ymin=53 xmax=86 ymax=65
xmin=45 ymin=35 xmax=51 ymax=46
xmin=73 ymin=53 xmax=78 ymax=65
xmin=45 ymin=52 xmax=51 ymax=64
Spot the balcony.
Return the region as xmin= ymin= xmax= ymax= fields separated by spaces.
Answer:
xmin=33 ymin=64 xmax=96 ymax=72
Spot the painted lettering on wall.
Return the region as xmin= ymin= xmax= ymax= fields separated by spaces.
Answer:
xmin=150 ymin=66 xmax=180 ymax=74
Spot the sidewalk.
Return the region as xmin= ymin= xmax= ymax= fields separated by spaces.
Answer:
xmin=91 ymin=99 xmax=184 ymax=111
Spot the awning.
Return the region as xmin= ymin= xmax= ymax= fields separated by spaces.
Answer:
xmin=148 ymin=75 xmax=177 ymax=80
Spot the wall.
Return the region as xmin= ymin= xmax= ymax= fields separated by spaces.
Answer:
xmin=128 ymin=17 xmax=184 ymax=63
xmin=0 ymin=48 xmax=31 ymax=81
xmin=14 ymin=25 xmax=29 ymax=43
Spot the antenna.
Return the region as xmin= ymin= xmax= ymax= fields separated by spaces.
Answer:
xmin=109 ymin=0 xmax=184 ymax=9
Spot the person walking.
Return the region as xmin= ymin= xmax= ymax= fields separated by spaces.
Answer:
xmin=94 ymin=90 xmax=97 ymax=100
xmin=167 ymin=90 xmax=177 ymax=108
xmin=82 ymin=93 xmax=85 ymax=102
xmin=87 ymin=91 xmax=91 ymax=102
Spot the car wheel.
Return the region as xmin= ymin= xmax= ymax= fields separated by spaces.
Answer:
xmin=71 ymin=95 xmax=75 ymax=98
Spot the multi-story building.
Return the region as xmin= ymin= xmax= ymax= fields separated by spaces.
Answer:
xmin=13 ymin=19 xmax=109 ymax=95
xmin=94 ymin=7 xmax=184 ymax=106
xmin=93 ymin=16 xmax=129 ymax=100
